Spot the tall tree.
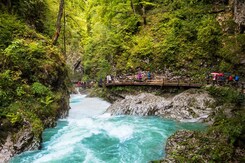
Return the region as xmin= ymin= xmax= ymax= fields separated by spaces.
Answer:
xmin=53 ymin=0 xmax=64 ymax=45
xmin=140 ymin=1 xmax=146 ymax=25
xmin=131 ymin=0 xmax=136 ymax=14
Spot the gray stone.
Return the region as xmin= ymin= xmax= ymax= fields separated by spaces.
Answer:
xmin=106 ymin=89 xmax=216 ymax=123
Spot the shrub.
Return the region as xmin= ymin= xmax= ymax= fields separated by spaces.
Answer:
xmin=206 ymin=86 xmax=244 ymax=105
xmin=31 ymin=82 xmax=50 ymax=96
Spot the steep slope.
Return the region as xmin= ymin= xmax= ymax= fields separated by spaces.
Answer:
xmin=0 ymin=4 xmax=70 ymax=162
xmin=73 ymin=0 xmax=245 ymax=80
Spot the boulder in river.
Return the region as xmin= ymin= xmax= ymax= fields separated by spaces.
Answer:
xmin=106 ymin=89 xmax=216 ymax=123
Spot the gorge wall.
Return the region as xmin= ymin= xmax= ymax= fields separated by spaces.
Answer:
xmin=106 ymin=89 xmax=216 ymax=123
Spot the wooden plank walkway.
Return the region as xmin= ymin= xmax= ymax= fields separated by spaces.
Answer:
xmin=105 ymin=79 xmax=203 ymax=88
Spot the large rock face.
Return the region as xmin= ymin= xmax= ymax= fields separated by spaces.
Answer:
xmin=234 ymin=0 xmax=245 ymax=26
xmin=0 ymin=93 xmax=70 ymax=163
xmin=0 ymin=127 xmax=40 ymax=163
xmin=106 ymin=89 xmax=216 ymax=123
xmin=162 ymin=130 xmax=198 ymax=163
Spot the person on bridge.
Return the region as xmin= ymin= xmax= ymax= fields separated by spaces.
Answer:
xmin=147 ymin=71 xmax=151 ymax=80
xmin=76 ymin=81 xmax=81 ymax=87
xmin=206 ymin=74 xmax=211 ymax=84
xmin=228 ymin=75 xmax=233 ymax=84
xmin=138 ymin=71 xmax=142 ymax=81
xmin=223 ymin=0 xmax=228 ymax=5
xmin=106 ymin=75 xmax=112 ymax=83
xmin=235 ymin=75 xmax=239 ymax=82
xmin=217 ymin=73 xmax=225 ymax=85
xmin=98 ymin=78 xmax=103 ymax=87
xmin=234 ymin=75 xmax=240 ymax=86
xmin=212 ymin=74 xmax=217 ymax=85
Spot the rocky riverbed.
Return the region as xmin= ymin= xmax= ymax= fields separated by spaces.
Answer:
xmin=106 ymin=89 xmax=216 ymax=123
xmin=0 ymin=93 xmax=70 ymax=163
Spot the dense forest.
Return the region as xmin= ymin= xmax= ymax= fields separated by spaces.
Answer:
xmin=0 ymin=0 xmax=245 ymax=162
xmin=0 ymin=0 xmax=70 ymax=159
xmin=1 ymin=0 xmax=244 ymax=80
xmin=62 ymin=0 xmax=245 ymax=81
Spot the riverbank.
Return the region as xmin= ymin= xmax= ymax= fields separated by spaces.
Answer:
xmin=106 ymin=89 xmax=215 ymax=123
xmin=0 ymin=90 xmax=70 ymax=163
xmin=90 ymin=85 xmax=245 ymax=162
xmin=11 ymin=94 xmax=205 ymax=163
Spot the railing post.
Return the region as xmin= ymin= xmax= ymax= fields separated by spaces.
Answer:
xmin=241 ymin=82 xmax=244 ymax=94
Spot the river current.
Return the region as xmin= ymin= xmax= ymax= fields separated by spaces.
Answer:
xmin=11 ymin=94 xmax=205 ymax=163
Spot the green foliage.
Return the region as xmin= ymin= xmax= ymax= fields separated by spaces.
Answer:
xmin=16 ymin=86 xmax=26 ymax=97
xmin=6 ymin=112 xmax=22 ymax=125
xmin=206 ymin=86 xmax=244 ymax=105
xmin=1 ymin=0 xmax=48 ymax=32
xmin=0 ymin=1 xmax=244 ymax=160
xmin=0 ymin=10 xmax=69 ymax=142
xmin=31 ymin=117 xmax=44 ymax=137
xmin=22 ymin=110 xmax=44 ymax=137
xmin=40 ymin=95 xmax=54 ymax=107
xmin=165 ymin=110 xmax=245 ymax=162
xmin=214 ymin=113 xmax=244 ymax=145
xmin=0 ymin=13 xmax=26 ymax=49
xmin=31 ymin=82 xmax=50 ymax=96
xmin=76 ymin=0 xmax=242 ymax=80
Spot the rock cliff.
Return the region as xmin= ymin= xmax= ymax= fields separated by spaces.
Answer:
xmin=234 ymin=0 xmax=245 ymax=28
xmin=106 ymin=89 xmax=216 ymax=123
xmin=0 ymin=93 xmax=70 ymax=163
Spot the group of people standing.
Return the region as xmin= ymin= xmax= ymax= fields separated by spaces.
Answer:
xmin=209 ymin=73 xmax=240 ymax=86
xmin=105 ymin=71 xmax=152 ymax=84
xmin=76 ymin=81 xmax=94 ymax=88
xmin=136 ymin=71 xmax=152 ymax=81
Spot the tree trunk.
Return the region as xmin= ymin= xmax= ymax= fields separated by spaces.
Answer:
xmin=141 ymin=4 xmax=146 ymax=25
xmin=130 ymin=0 xmax=136 ymax=14
xmin=2 ymin=0 xmax=11 ymax=11
xmin=53 ymin=0 xmax=64 ymax=45
xmin=63 ymin=1 xmax=66 ymax=57
xmin=7 ymin=0 xmax=11 ymax=9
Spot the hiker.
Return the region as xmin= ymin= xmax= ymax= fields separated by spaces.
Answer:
xmin=147 ymin=71 xmax=151 ymax=80
xmin=234 ymin=75 xmax=240 ymax=86
xmin=77 ymin=81 xmax=81 ymax=87
xmin=228 ymin=75 xmax=233 ymax=84
xmin=137 ymin=71 xmax=142 ymax=81
xmin=206 ymin=74 xmax=211 ymax=84
xmin=223 ymin=0 xmax=228 ymax=5
xmin=217 ymin=73 xmax=225 ymax=85
xmin=106 ymin=75 xmax=112 ymax=83
xmin=234 ymin=75 xmax=239 ymax=82
xmin=98 ymin=78 xmax=103 ymax=87
xmin=212 ymin=74 xmax=218 ymax=85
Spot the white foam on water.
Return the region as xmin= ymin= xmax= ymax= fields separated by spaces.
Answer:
xmin=33 ymin=146 xmax=74 ymax=163
xmin=70 ymin=94 xmax=87 ymax=101
xmin=83 ymin=149 xmax=105 ymax=163
xmin=68 ymin=95 xmax=111 ymax=119
xmin=96 ymin=113 xmax=112 ymax=119
xmin=12 ymin=93 xmax=204 ymax=163
xmin=69 ymin=117 xmax=94 ymax=127
xmin=103 ymin=123 xmax=134 ymax=142
xmin=75 ymin=87 xmax=81 ymax=94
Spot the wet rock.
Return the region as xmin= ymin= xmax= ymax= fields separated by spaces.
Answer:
xmin=162 ymin=130 xmax=196 ymax=163
xmin=106 ymin=89 xmax=216 ymax=123
xmin=0 ymin=127 xmax=40 ymax=163
xmin=0 ymin=92 xmax=70 ymax=162
xmin=234 ymin=0 xmax=245 ymax=27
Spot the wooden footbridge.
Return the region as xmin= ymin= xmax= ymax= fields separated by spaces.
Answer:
xmin=104 ymin=78 xmax=204 ymax=88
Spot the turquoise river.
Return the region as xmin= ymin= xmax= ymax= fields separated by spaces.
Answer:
xmin=11 ymin=94 xmax=205 ymax=163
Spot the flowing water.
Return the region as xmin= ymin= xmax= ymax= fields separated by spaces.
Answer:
xmin=11 ymin=94 xmax=205 ymax=163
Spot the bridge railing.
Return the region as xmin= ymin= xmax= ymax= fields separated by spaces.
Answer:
xmin=105 ymin=76 xmax=204 ymax=88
